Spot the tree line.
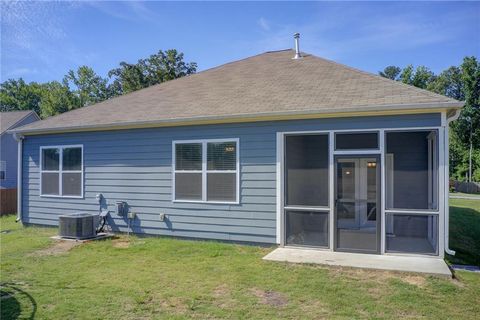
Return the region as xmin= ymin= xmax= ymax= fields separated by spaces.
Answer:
xmin=0 ymin=49 xmax=197 ymax=118
xmin=378 ymin=57 xmax=479 ymax=182
xmin=0 ymin=50 xmax=478 ymax=181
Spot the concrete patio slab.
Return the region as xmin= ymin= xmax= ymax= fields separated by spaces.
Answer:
xmin=263 ymin=247 xmax=452 ymax=277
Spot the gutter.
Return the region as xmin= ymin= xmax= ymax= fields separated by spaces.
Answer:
xmin=445 ymin=108 xmax=461 ymax=256
xmin=14 ymin=133 xmax=24 ymax=223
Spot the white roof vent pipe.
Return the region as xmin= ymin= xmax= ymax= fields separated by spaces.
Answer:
xmin=293 ymin=33 xmax=302 ymax=59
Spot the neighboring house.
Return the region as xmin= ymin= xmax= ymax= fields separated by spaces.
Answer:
xmin=11 ymin=48 xmax=463 ymax=260
xmin=1 ymin=110 xmax=40 ymax=214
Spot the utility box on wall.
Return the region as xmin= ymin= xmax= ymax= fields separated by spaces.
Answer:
xmin=115 ymin=201 xmax=128 ymax=216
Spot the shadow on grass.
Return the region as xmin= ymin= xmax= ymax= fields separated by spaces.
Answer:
xmin=447 ymin=206 xmax=480 ymax=267
xmin=0 ymin=283 xmax=37 ymax=320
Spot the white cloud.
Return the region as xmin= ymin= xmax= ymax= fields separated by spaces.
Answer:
xmin=257 ymin=17 xmax=270 ymax=31
xmin=84 ymin=1 xmax=159 ymax=23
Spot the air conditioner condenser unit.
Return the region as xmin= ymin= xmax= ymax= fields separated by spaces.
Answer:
xmin=59 ymin=212 xmax=98 ymax=239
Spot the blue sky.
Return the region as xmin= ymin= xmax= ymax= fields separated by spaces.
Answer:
xmin=1 ymin=1 xmax=479 ymax=83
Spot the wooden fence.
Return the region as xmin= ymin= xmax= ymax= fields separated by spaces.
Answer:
xmin=0 ymin=188 xmax=17 ymax=216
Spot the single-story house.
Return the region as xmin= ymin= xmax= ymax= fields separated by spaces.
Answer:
xmin=10 ymin=46 xmax=463 ymax=259
xmin=1 ymin=110 xmax=40 ymax=214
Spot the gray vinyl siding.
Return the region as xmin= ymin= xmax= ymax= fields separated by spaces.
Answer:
xmin=21 ymin=113 xmax=441 ymax=243
xmin=1 ymin=113 xmax=39 ymax=189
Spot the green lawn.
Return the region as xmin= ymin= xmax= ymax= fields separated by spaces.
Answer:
xmin=447 ymin=198 xmax=480 ymax=266
xmin=1 ymin=200 xmax=480 ymax=319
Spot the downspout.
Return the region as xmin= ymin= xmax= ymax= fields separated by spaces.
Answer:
xmin=445 ymin=109 xmax=461 ymax=255
xmin=14 ymin=133 xmax=24 ymax=223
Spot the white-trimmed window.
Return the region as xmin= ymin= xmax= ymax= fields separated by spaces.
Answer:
xmin=173 ymin=139 xmax=239 ymax=203
xmin=40 ymin=145 xmax=83 ymax=197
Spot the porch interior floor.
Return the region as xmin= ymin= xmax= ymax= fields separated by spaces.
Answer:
xmin=263 ymin=247 xmax=451 ymax=277
xmin=386 ymin=236 xmax=436 ymax=254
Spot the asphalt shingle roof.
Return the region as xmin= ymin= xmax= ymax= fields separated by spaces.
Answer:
xmin=1 ymin=110 xmax=38 ymax=135
xmin=13 ymin=50 xmax=462 ymax=134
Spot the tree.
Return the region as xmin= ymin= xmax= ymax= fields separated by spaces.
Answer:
xmin=142 ymin=49 xmax=197 ymax=84
xmin=0 ymin=79 xmax=44 ymax=115
xmin=379 ymin=59 xmax=479 ymax=181
xmin=396 ymin=65 xmax=436 ymax=89
xmin=379 ymin=66 xmax=401 ymax=80
xmin=39 ymin=81 xmax=78 ymax=118
xmin=427 ymin=66 xmax=464 ymax=101
xmin=398 ymin=64 xmax=414 ymax=84
xmin=63 ymin=66 xmax=114 ymax=107
xmin=108 ymin=49 xmax=197 ymax=94
xmin=108 ymin=62 xmax=147 ymax=94
xmin=454 ymin=57 xmax=480 ymax=181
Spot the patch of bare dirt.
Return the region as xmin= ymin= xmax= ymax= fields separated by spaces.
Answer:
xmin=112 ymin=238 xmax=131 ymax=248
xmin=402 ymin=275 xmax=427 ymax=288
xmin=451 ymin=278 xmax=466 ymax=288
xmin=29 ymin=241 xmax=81 ymax=257
xmin=212 ymin=284 xmax=238 ymax=309
xmin=329 ymin=266 xmax=434 ymax=287
xmin=330 ymin=266 xmax=397 ymax=284
xmin=212 ymin=284 xmax=230 ymax=298
xmin=299 ymin=299 xmax=330 ymax=318
xmin=249 ymin=288 xmax=288 ymax=307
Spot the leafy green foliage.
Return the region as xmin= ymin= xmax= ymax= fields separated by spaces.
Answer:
xmin=108 ymin=49 xmax=197 ymax=94
xmin=0 ymin=49 xmax=196 ymax=118
xmin=379 ymin=66 xmax=401 ymax=80
xmin=39 ymin=81 xmax=78 ymax=118
xmin=0 ymin=79 xmax=44 ymax=115
xmin=380 ymin=57 xmax=480 ymax=181
xmin=63 ymin=66 xmax=116 ymax=108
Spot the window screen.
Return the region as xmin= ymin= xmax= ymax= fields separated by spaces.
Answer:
xmin=174 ymin=140 xmax=238 ymax=202
xmin=386 ymin=130 xmax=438 ymax=210
xmin=285 ymin=134 xmax=329 ymax=207
xmin=40 ymin=146 xmax=82 ymax=197
xmin=335 ymin=132 xmax=378 ymax=150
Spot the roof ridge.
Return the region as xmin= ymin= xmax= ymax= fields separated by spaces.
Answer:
xmin=307 ymin=53 xmax=459 ymax=103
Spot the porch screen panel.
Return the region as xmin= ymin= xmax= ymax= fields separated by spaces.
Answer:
xmin=286 ymin=210 xmax=329 ymax=247
xmin=386 ymin=130 xmax=438 ymax=210
xmin=285 ymin=134 xmax=329 ymax=207
xmin=386 ymin=213 xmax=438 ymax=255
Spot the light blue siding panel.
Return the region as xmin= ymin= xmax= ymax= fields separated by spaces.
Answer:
xmin=22 ymin=113 xmax=441 ymax=243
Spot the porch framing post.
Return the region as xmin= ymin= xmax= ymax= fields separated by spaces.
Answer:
xmin=329 ymin=132 xmax=335 ymax=251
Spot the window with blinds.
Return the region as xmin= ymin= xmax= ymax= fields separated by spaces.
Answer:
xmin=173 ymin=139 xmax=239 ymax=203
xmin=40 ymin=145 xmax=83 ymax=197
